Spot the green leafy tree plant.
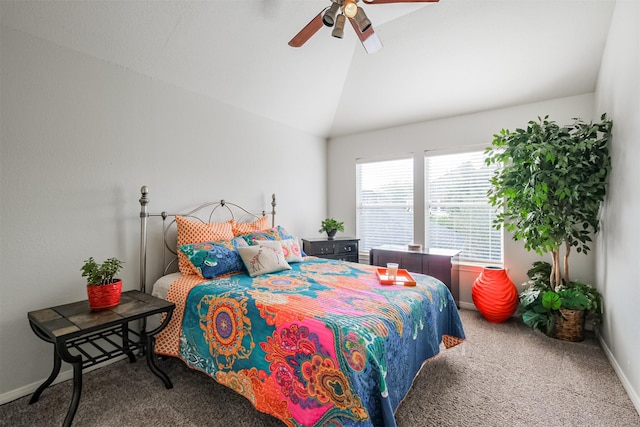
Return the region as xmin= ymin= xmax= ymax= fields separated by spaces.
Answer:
xmin=486 ymin=115 xmax=611 ymax=337
xmin=485 ymin=114 xmax=612 ymax=290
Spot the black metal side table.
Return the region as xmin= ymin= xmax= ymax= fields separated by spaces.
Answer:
xmin=27 ymin=290 xmax=175 ymax=427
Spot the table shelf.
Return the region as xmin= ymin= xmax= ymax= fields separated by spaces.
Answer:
xmin=64 ymin=325 xmax=142 ymax=369
xmin=28 ymin=290 xmax=175 ymax=427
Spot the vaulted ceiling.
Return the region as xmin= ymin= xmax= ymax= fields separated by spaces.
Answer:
xmin=1 ymin=0 xmax=615 ymax=138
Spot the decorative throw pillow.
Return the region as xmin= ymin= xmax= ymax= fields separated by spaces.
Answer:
xmin=176 ymin=215 xmax=235 ymax=275
xmin=274 ymin=225 xmax=294 ymax=240
xmin=257 ymin=238 xmax=303 ymax=263
xmin=282 ymin=238 xmax=304 ymax=262
xmin=231 ymin=236 xmax=249 ymax=248
xmin=237 ymin=241 xmax=292 ymax=277
xmin=179 ymin=238 xmax=248 ymax=279
xmin=231 ymin=215 xmax=271 ymax=236
xmin=240 ymin=225 xmax=294 ymax=246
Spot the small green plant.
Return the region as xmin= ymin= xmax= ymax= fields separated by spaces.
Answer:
xmin=518 ymin=261 xmax=556 ymax=335
xmin=518 ymin=261 xmax=603 ymax=336
xmin=558 ymin=280 xmax=603 ymax=324
xmin=81 ymin=257 xmax=124 ymax=286
xmin=318 ymin=218 xmax=344 ymax=233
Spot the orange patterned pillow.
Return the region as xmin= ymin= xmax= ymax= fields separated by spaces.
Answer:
xmin=231 ymin=215 xmax=270 ymax=236
xmin=176 ymin=216 xmax=234 ymax=275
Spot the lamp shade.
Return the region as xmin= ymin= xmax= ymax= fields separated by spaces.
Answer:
xmin=343 ymin=0 xmax=358 ymax=18
xmin=472 ymin=266 xmax=518 ymax=323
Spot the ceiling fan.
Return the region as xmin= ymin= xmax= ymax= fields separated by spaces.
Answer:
xmin=288 ymin=0 xmax=439 ymax=54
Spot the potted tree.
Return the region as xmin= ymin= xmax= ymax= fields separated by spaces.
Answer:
xmin=319 ymin=218 xmax=344 ymax=240
xmin=518 ymin=261 xmax=603 ymax=340
xmin=485 ymin=114 xmax=612 ymax=341
xmin=81 ymin=257 xmax=124 ymax=311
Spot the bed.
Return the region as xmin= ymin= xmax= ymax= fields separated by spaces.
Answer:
xmin=139 ymin=186 xmax=465 ymax=427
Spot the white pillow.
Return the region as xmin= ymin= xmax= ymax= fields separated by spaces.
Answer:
xmin=237 ymin=241 xmax=292 ymax=277
xmin=256 ymin=238 xmax=303 ymax=263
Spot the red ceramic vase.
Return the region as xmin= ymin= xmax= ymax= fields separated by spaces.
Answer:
xmin=472 ymin=267 xmax=518 ymax=323
xmin=87 ymin=280 xmax=122 ymax=311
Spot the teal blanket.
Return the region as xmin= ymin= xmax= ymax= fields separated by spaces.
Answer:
xmin=177 ymin=257 xmax=465 ymax=426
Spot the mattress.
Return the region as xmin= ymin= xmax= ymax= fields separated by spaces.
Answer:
xmin=150 ymin=272 xmax=183 ymax=299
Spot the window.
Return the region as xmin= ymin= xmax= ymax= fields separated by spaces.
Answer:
xmin=355 ymin=151 xmax=502 ymax=265
xmin=356 ymin=157 xmax=413 ymax=253
xmin=425 ymin=150 xmax=502 ymax=264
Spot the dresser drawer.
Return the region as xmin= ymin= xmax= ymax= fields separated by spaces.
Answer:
xmin=306 ymin=241 xmax=335 ymax=256
xmin=302 ymin=238 xmax=360 ymax=263
xmin=337 ymin=242 xmax=358 ymax=254
xmin=335 ymin=253 xmax=359 ymax=263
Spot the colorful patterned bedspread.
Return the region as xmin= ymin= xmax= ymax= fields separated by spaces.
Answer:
xmin=160 ymin=257 xmax=465 ymax=427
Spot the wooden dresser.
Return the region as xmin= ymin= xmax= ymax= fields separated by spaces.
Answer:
xmin=369 ymin=245 xmax=460 ymax=305
xmin=302 ymin=237 xmax=359 ymax=263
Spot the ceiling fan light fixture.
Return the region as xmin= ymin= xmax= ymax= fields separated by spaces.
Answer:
xmin=332 ymin=14 xmax=346 ymax=39
xmin=322 ymin=2 xmax=340 ymax=27
xmin=290 ymin=0 xmax=440 ymax=53
xmin=343 ymin=0 xmax=358 ymax=18
xmin=353 ymin=7 xmax=372 ymax=32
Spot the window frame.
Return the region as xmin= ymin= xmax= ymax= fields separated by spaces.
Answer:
xmin=424 ymin=147 xmax=503 ymax=266
xmin=355 ymin=154 xmax=415 ymax=259
xmin=355 ymin=148 xmax=503 ymax=267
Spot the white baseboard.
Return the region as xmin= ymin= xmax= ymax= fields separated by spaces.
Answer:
xmin=598 ymin=333 xmax=640 ymax=416
xmin=0 ymin=355 xmax=127 ymax=406
xmin=458 ymin=301 xmax=477 ymax=311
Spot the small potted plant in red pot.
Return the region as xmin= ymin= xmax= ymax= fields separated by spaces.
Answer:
xmin=81 ymin=257 xmax=124 ymax=311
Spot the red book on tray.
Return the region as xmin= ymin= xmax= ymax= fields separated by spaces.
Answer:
xmin=376 ymin=268 xmax=417 ymax=286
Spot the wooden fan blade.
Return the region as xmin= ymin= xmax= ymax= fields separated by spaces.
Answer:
xmin=363 ymin=0 xmax=439 ymax=4
xmin=349 ymin=17 xmax=383 ymax=54
xmin=288 ymin=12 xmax=324 ymax=47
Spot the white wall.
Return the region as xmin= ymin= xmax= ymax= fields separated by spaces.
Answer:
xmin=327 ymin=94 xmax=599 ymax=307
xmin=0 ymin=27 xmax=327 ymax=399
xmin=594 ymin=0 xmax=640 ymax=412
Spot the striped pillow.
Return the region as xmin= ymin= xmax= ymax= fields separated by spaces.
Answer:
xmin=176 ymin=216 xmax=234 ymax=275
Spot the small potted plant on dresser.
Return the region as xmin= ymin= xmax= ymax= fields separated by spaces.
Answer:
xmin=81 ymin=257 xmax=124 ymax=311
xmin=319 ymin=218 xmax=344 ymax=240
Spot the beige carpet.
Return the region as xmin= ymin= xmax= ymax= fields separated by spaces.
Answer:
xmin=1 ymin=309 xmax=638 ymax=426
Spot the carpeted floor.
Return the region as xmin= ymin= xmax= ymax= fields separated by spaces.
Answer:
xmin=1 ymin=309 xmax=638 ymax=426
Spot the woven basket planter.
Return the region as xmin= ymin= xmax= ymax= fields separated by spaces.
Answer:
xmin=553 ymin=308 xmax=585 ymax=342
xmin=87 ymin=280 xmax=122 ymax=311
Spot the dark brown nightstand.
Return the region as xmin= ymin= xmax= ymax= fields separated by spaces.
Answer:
xmin=27 ymin=290 xmax=175 ymax=427
xmin=302 ymin=237 xmax=359 ymax=263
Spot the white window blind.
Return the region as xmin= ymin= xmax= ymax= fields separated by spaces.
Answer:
xmin=425 ymin=151 xmax=502 ymax=264
xmin=356 ymin=157 xmax=413 ymax=253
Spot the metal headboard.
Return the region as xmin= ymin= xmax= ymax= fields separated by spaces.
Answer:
xmin=139 ymin=185 xmax=276 ymax=294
